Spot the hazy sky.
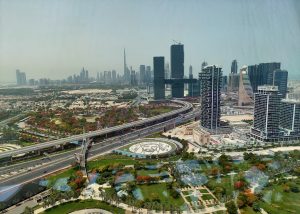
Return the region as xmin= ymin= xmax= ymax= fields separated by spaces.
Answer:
xmin=0 ymin=0 xmax=300 ymax=83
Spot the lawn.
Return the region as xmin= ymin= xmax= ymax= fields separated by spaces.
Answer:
xmin=42 ymin=199 xmax=125 ymax=214
xmin=201 ymin=194 xmax=215 ymax=200
xmin=199 ymin=189 xmax=209 ymax=193
xmin=239 ymin=183 xmax=300 ymax=214
xmin=137 ymin=169 xmax=159 ymax=176
xmin=138 ymin=183 xmax=185 ymax=208
xmin=18 ymin=141 xmax=37 ymax=147
xmin=46 ymin=168 xmax=77 ymax=186
xmin=240 ymin=206 xmax=257 ymax=214
xmin=257 ymin=184 xmax=300 ymax=214
xmin=87 ymin=154 xmax=137 ymax=170
xmin=145 ymin=132 xmax=167 ymax=138
xmin=207 ymin=176 xmax=235 ymax=197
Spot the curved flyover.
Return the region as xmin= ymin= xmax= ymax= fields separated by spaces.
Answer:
xmin=0 ymin=100 xmax=193 ymax=159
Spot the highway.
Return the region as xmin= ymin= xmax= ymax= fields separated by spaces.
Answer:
xmin=0 ymin=107 xmax=199 ymax=194
xmin=0 ymin=100 xmax=192 ymax=159
xmin=0 ymin=113 xmax=27 ymax=127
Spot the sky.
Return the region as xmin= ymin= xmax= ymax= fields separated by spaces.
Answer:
xmin=0 ymin=0 xmax=300 ymax=83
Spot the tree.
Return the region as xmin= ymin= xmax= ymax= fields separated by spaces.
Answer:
xmin=23 ymin=206 xmax=34 ymax=214
xmin=291 ymin=186 xmax=299 ymax=193
xmin=253 ymin=202 xmax=260 ymax=212
xmin=210 ymin=167 xmax=219 ymax=176
xmin=234 ymin=181 xmax=245 ymax=190
xmin=225 ymin=200 xmax=238 ymax=214
xmin=219 ymin=154 xmax=232 ymax=170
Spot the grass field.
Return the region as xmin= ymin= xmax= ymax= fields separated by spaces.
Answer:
xmin=138 ymin=183 xmax=185 ymax=208
xmin=206 ymin=175 xmax=235 ymax=196
xmin=145 ymin=132 xmax=167 ymax=138
xmin=201 ymin=194 xmax=215 ymax=200
xmin=46 ymin=168 xmax=77 ymax=186
xmin=87 ymin=155 xmax=137 ymax=170
xmin=42 ymin=199 xmax=125 ymax=214
xmin=137 ymin=169 xmax=159 ymax=176
xmin=240 ymin=206 xmax=257 ymax=214
xmin=258 ymin=184 xmax=300 ymax=214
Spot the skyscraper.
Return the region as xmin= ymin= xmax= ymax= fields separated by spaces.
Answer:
xmin=16 ymin=69 xmax=21 ymax=85
xmin=145 ymin=66 xmax=152 ymax=84
xmin=123 ymin=49 xmax=130 ymax=83
xmin=251 ymin=86 xmax=282 ymax=141
xmin=231 ymin=59 xmax=238 ymax=74
xmin=153 ymin=57 xmax=165 ymax=100
xmin=199 ymin=65 xmax=222 ymax=130
xmin=85 ymin=70 xmax=89 ymax=82
xmin=165 ymin=63 xmax=170 ymax=80
xmin=112 ymin=70 xmax=117 ymax=84
xmin=273 ymin=69 xmax=288 ymax=97
xmin=130 ymin=69 xmax=137 ymax=86
xmin=171 ymin=44 xmax=184 ymax=98
xmin=188 ymin=65 xmax=193 ymax=96
xmin=16 ymin=69 xmax=27 ymax=85
xmin=139 ymin=65 xmax=146 ymax=84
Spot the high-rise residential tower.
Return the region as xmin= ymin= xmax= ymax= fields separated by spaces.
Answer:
xmin=171 ymin=44 xmax=184 ymax=98
xmin=251 ymin=86 xmax=282 ymax=141
xmin=153 ymin=57 xmax=165 ymax=100
xmin=199 ymin=65 xmax=222 ymax=130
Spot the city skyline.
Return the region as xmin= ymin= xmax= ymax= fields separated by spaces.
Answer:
xmin=1 ymin=0 xmax=300 ymax=83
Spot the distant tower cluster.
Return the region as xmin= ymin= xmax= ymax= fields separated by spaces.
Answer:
xmin=199 ymin=65 xmax=223 ymax=131
xmin=247 ymin=62 xmax=281 ymax=93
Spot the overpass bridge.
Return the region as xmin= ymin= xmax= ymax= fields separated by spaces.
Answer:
xmin=0 ymin=100 xmax=193 ymax=159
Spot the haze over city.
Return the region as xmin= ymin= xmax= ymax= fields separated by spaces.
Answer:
xmin=1 ymin=1 xmax=300 ymax=214
xmin=1 ymin=0 xmax=300 ymax=83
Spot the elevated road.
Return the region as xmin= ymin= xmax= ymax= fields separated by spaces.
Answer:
xmin=0 ymin=100 xmax=192 ymax=159
xmin=0 ymin=108 xmax=199 ymax=190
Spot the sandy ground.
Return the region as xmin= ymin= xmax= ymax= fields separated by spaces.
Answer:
xmin=162 ymin=121 xmax=200 ymax=153
xmin=221 ymin=114 xmax=253 ymax=122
